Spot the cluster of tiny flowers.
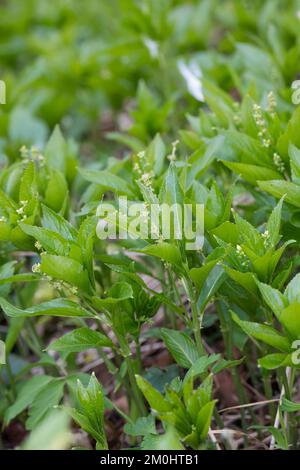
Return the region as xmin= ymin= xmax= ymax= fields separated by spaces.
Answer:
xmin=51 ymin=277 xmax=78 ymax=294
xmin=34 ymin=266 xmax=79 ymax=295
xmin=267 ymin=91 xmax=277 ymax=116
xmin=16 ymin=200 xmax=28 ymax=221
xmin=52 ymin=280 xmax=65 ymax=291
xmin=140 ymin=171 xmax=154 ymax=187
xmin=134 ymin=150 xmax=155 ymax=188
xmin=253 ymin=104 xmax=271 ymax=148
xmin=32 ymin=262 xmax=41 ymax=273
xmin=63 ymin=283 xmax=78 ymax=295
xmin=262 ymin=229 xmax=270 ymax=247
xmin=167 ymin=140 xmax=179 ymax=162
xmin=20 ymin=145 xmax=45 ymax=165
xmin=35 ymin=240 xmax=43 ymax=251
xmin=133 ymin=150 xmax=164 ymax=241
xmin=236 ymin=244 xmax=249 ymax=268
xmin=273 ymin=153 xmax=285 ymax=173
xmin=0 ymin=215 xmax=7 ymax=222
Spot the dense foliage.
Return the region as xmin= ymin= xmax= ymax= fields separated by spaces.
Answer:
xmin=1 ymin=0 xmax=300 ymax=450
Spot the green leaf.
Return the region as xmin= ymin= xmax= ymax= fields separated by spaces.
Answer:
xmin=26 ymin=379 xmax=65 ymax=430
xmin=184 ymin=136 xmax=224 ymax=188
xmin=40 ymin=253 xmax=92 ymax=293
xmin=203 ymin=79 xmax=234 ymax=126
xmin=190 ymin=260 xmax=219 ymax=291
xmin=196 ymin=400 xmax=216 ymax=441
xmin=257 ymin=180 xmax=300 ymax=208
xmin=258 ymin=353 xmax=293 ymax=369
xmin=63 ymin=406 xmax=100 ymax=443
xmin=0 ymin=273 xmax=39 ymax=286
xmin=79 ymin=168 xmax=135 ymax=197
xmin=210 ymin=221 xmax=239 ymax=244
xmin=107 ymin=132 xmax=144 ymax=152
xmin=184 ymin=354 xmax=220 ymax=382
xmin=22 ymin=409 xmax=70 ymax=450
xmin=212 ymin=357 xmax=245 ymax=374
xmin=41 ymin=204 xmax=77 ymax=241
xmin=76 ymin=373 xmax=107 ymax=449
xmin=20 ymin=224 xmax=70 ymax=256
xmin=289 ymin=144 xmax=300 ymax=184
xmin=77 ymin=216 xmax=97 ymax=288
xmin=5 ymin=318 xmax=25 ymax=355
xmin=135 ymin=375 xmax=172 ymax=413
xmin=256 ymin=280 xmax=287 ymax=319
xmin=233 ymin=212 xmax=264 ymax=254
xmin=146 ymin=134 xmax=166 ymax=176
xmin=19 ymin=161 xmax=37 ymax=202
xmin=179 ymin=130 xmax=202 ymax=150
xmin=0 ymin=261 xmax=16 ymax=297
xmin=161 ymin=328 xmax=198 ymax=368
xmin=139 ymin=242 xmax=182 ymax=266
xmin=4 ymin=375 xmax=53 ymax=425
xmin=141 ymin=427 xmax=184 ymax=450
xmin=281 ymin=397 xmax=300 ymax=412
xmin=0 ymin=297 xmax=94 ymax=318
xmin=232 ymin=312 xmax=291 ymax=352
xmin=0 ymin=188 xmax=17 ymax=213
xmin=277 ymin=106 xmax=300 ymax=161
xmin=109 ymin=281 xmax=134 ymax=300
xmin=225 ymin=130 xmax=270 ymax=166
xmin=266 ymin=197 xmax=284 ymax=247
xmin=47 ymin=327 xmax=113 ymax=353
xmin=160 ymin=162 xmax=184 ymax=232
xmin=224 ymin=267 xmax=258 ymax=296
xmin=44 ymin=125 xmax=66 ymax=173
xmin=124 ymin=415 xmax=156 ymax=437
xmin=222 ymin=161 xmax=283 ymax=186
xmin=284 ymin=273 xmax=300 ymax=304
xmin=0 ymin=339 xmax=5 ymax=364
xmin=91 ymin=282 xmax=133 ymax=310
xmin=45 ymin=169 xmax=68 ymax=212
xmin=279 ymin=303 xmax=300 ymax=340
xmin=197 ymin=264 xmax=226 ymax=312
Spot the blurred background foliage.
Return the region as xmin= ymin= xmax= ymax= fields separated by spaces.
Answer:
xmin=1 ymin=0 xmax=300 ymax=163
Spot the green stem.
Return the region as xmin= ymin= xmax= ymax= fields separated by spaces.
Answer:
xmin=5 ymin=357 xmax=17 ymax=400
xmin=135 ymin=339 xmax=143 ymax=374
xmin=125 ymin=356 xmax=147 ymax=418
xmin=281 ymin=368 xmax=298 ymax=449
xmin=98 ymin=349 xmax=118 ymax=375
xmin=105 ymin=397 xmax=134 ymax=425
xmin=182 ymin=275 xmax=205 ymax=355
xmin=217 ymin=301 xmax=250 ymax=446
xmin=262 ymin=372 xmax=276 ymax=421
xmin=166 ymin=268 xmax=178 ymax=329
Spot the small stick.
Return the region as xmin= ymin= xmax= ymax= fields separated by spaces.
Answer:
xmin=220 ymin=398 xmax=279 ymax=413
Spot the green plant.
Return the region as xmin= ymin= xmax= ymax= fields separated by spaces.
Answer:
xmin=1 ymin=0 xmax=300 ymax=452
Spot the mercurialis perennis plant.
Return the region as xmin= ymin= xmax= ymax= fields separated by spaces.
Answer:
xmin=1 ymin=0 xmax=300 ymax=453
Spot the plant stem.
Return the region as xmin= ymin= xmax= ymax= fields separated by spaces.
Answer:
xmin=98 ymin=349 xmax=118 ymax=375
xmin=281 ymin=367 xmax=298 ymax=449
xmin=262 ymin=372 xmax=276 ymax=421
xmin=135 ymin=339 xmax=143 ymax=374
xmin=125 ymin=356 xmax=147 ymax=417
xmin=217 ymin=301 xmax=251 ymax=446
xmin=5 ymin=357 xmax=17 ymax=400
xmin=182 ymin=275 xmax=205 ymax=355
